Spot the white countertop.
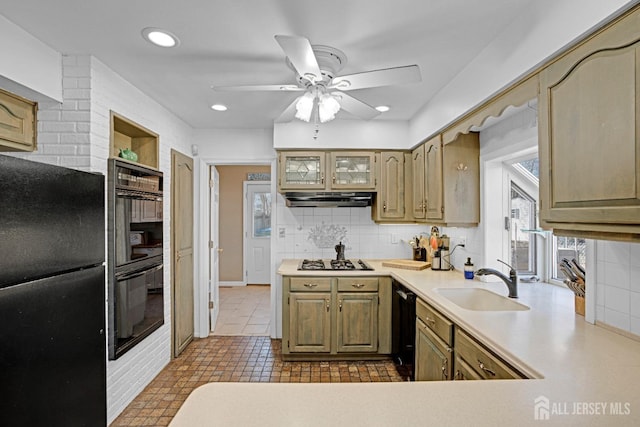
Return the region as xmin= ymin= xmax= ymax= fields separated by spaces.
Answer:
xmin=170 ymin=260 xmax=640 ymax=426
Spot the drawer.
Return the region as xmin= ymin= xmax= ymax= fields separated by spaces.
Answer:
xmin=453 ymin=354 xmax=483 ymax=380
xmin=416 ymin=298 xmax=453 ymax=345
xmin=290 ymin=277 xmax=332 ymax=292
xmin=337 ymin=277 xmax=379 ymax=292
xmin=454 ymin=328 xmax=526 ymax=380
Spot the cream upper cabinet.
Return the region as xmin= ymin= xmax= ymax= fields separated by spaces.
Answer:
xmin=278 ymin=151 xmax=377 ymax=191
xmin=278 ymin=151 xmax=327 ymax=191
xmin=0 ymin=89 xmax=37 ymax=152
xmin=373 ymin=151 xmax=407 ymax=221
xmin=411 ymin=145 xmax=426 ymax=219
xmin=413 ymin=133 xmax=479 ymax=226
xmin=538 ymin=7 xmax=640 ymax=238
xmin=424 ymin=135 xmax=444 ymax=221
xmin=329 ymin=151 xmax=377 ymax=190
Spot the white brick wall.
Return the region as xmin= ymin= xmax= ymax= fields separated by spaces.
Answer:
xmin=4 ymin=53 xmax=195 ymax=423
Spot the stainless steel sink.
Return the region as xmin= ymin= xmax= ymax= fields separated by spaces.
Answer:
xmin=435 ymin=288 xmax=530 ymax=311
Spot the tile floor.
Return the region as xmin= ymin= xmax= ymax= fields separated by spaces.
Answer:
xmin=110 ymin=286 xmax=405 ymax=426
xmin=212 ymin=285 xmax=271 ymax=336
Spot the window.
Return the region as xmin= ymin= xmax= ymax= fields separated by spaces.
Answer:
xmin=252 ymin=192 xmax=271 ymax=238
xmin=509 ymin=182 xmax=537 ymax=275
xmin=553 ymin=236 xmax=586 ymax=280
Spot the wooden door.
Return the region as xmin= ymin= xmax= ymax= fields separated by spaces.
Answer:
xmin=412 ymin=145 xmax=426 ymax=219
xmin=209 ymin=166 xmax=220 ymax=332
xmin=378 ymin=151 xmax=405 ymax=219
xmin=336 ymin=293 xmax=378 ymax=353
xmin=288 ymin=292 xmax=331 ymax=353
xmin=424 ymin=136 xmax=444 ymax=221
xmin=171 ymin=150 xmax=194 ymax=357
xmin=415 ymin=319 xmax=451 ymax=381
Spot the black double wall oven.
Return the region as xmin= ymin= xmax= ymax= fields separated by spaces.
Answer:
xmin=108 ymin=159 xmax=164 ymax=359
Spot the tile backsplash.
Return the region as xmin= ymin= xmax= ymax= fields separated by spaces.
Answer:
xmin=275 ymin=194 xmax=430 ymax=260
xmin=595 ymin=240 xmax=640 ymax=336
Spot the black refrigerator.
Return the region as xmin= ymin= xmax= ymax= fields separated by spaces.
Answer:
xmin=0 ymin=155 xmax=107 ymax=426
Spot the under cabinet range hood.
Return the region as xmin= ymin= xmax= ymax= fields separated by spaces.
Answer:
xmin=284 ymin=192 xmax=372 ymax=207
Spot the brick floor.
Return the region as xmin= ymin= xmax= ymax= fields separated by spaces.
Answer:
xmin=110 ymin=336 xmax=404 ymax=426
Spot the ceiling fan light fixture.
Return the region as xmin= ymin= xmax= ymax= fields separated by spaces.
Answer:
xmin=318 ymin=93 xmax=341 ymax=123
xmin=141 ymin=27 xmax=180 ymax=48
xmin=295 ymin=92 xmax=315 ymax=122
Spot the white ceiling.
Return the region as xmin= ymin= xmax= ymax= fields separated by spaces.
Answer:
xmin=1 ymin=0 xmax=534 ymax=129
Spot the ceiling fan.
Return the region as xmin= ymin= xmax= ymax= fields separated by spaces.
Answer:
xmin=212 ymin=35 xmax=422 ymax=124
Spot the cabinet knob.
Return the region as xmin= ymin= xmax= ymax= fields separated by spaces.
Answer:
xmin=303 ymin=283 xmax=318 ymax=288
xmin=383 ymin=202 xmax=387 ymax=211
xmin=351 ymin=283 xmax=365 ymax=289
xmin=424 ymin=316 xmax=436 ymax=325
xmin=339 ymin=300 xmax=343 ymax=311
xmin=321 ymin=173 xmax=325 ymax=185
xmin=326 ymin=299 xmax=330 ymax=311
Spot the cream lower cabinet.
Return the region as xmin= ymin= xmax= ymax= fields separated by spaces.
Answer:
xmin=414 ymin=298 xmax=453 ymax=381
xmin=337 ymin=293 xmax=379 ymax=353
xmin=538 ymin=7 xmax=640 ymax=239
xmin=289 ymin=292 xmax=332 ymax=353
xmin=454 ymin=328 xmax=526 ymax=380
xmin=282 ymin=276 xmax=391 ymax=360
xmin=414 ymin=298 xmax=527 ymax=381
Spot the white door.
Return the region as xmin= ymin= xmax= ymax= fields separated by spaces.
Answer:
xmin=209 ymin=166 xmax=220 ymax=332
xmin=244 ymin=182 xmax=271 ymax=284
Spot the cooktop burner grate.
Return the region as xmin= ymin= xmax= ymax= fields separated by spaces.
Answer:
xmin=298 ymin=259 xmax=374 ymax=271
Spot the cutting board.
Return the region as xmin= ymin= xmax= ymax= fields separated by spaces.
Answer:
xmin=382 ymin=259 xmax=431 ymax=270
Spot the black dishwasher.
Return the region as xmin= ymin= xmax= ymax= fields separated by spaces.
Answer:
xmin=391 ymin=279 xmax=416 ymax=380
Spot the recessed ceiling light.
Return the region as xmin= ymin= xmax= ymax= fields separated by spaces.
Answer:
xmin=376 ymin=105 xmax=390 ymax=112
xmin=142 ymin=27 xmax=180 ymax=48
xmin=211 ymin=104 xmax=228 ymax=111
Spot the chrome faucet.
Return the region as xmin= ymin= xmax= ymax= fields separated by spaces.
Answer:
xmin=475 ymin=259 xmax=518 ymax=298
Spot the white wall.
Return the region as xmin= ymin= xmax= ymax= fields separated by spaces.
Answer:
xmin=408 ymin=0 xmax=636 ymax=147
xmin=0 ymin=14 xmax=62 ymax=102
xmin=274 ymin=119 xmax=409 ymax=150
xmin=91 ymin=56 xmax=193 ymax=424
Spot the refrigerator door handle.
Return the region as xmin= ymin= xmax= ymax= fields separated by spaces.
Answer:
xmin=116 ymin=263 xmax=162 ymax=281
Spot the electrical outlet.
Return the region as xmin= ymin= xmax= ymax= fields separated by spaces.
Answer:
xmin=279 ymin=228 xmax=286 ymax=238
xmin=459 ymin=236 xmax=467 ymax=247
xmin=391 ymin=233 xmax=399 ymax=244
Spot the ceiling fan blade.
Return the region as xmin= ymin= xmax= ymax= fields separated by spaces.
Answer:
xmin=334 ymin=92 xmax=380 ymax=120
xmin=275 ymin=96 xmax=301 ymax=123
xmin=330 ymin=65 xmax=421 ymax=91
xmin=212 ymin=84 xmax=304 ymax=92
xmin=274 ymin=35 xmax=321 ymax=83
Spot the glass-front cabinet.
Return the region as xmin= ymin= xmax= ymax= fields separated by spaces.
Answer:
xmin=278 ymin=151 xmax=326 ymax=190
xmin=278 ymin=151 xmax=377 ymax=191
xmin=330 ymin=152 xmax=376 ymax=190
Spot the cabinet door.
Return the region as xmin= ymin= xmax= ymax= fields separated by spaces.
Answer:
xmin=289 ymin=292 xmax=331 ymax=353
xmin=337 ymin=293 xmax=378 ymax=353
xmin=411 ymin=145 xmax=426 ymax=219
xmin=414 ymin=318 xmax=452 ymax=381
xmin=538 ymin=10 xmax=640 ymax=233
xmin=377 ymin=152 xmax=405 ymax=219
xmin=424 ymin=136 xmax=444 ymax=221
xmin=454 ymin=354 xmax=483 ymax=380
xmin=441 ymin=133 xmax=480 ymax=226
xmin=454 ymin=328 xmax=525 ymax=380
xmin=330 ymin=151 xmax=376 ymax=190
xmin=0 ymin=89 xmax=36 ymax=152
xmin=278 ymin=151 xmax=327 ymax=190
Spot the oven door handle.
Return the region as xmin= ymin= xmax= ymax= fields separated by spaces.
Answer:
xmin=116 ymin=263 xmax=163 ymax=281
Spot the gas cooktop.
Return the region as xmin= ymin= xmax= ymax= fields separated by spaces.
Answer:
xmin=298 ymin=259 xmax=374 ymax=271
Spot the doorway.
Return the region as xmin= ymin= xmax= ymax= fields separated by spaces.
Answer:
xmin=244 ymin=181 xmax=271 ymax=285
